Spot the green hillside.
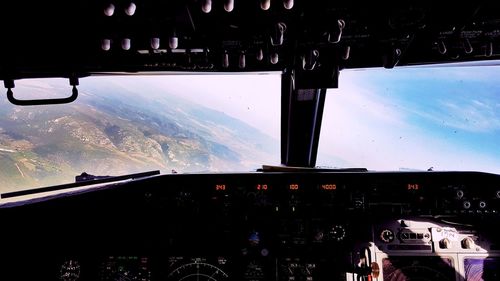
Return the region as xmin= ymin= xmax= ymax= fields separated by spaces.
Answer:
xmin=0 ymin=79 xmax=279 ymax=193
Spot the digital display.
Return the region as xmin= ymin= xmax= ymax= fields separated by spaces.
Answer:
xmin=464 ymin=257 xmax=500 ymax=281
xmin=256 ymin=184 xmax=269 ymax=191
xmin=215 ymin=184 xmax=227 ymax=191
xmin=289 ymin=184 xmax=299 ymax=190
xmin=321 ymin=184 xmax=337 ymax=190
xmin=407 ymin=183 xmax=420 ymax=190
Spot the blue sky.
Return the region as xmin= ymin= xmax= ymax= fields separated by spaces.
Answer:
xmin=317 ymin=65 xmax=500 ymax=173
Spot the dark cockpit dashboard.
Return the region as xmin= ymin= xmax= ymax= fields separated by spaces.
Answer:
xmin=2 ymin=1 xmax=500 ymax=281
xmin=2 ymin=170 xmax=500 ymax=280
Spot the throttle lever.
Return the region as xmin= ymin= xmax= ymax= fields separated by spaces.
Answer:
xmin=354 ymin=247 xmax=372 ymax=281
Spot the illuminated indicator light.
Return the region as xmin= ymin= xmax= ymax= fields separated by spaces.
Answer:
xmin=289 ymin=184 xmax=299 ymax=190
xmin=215 ymin=184 xmax=226 ymax=191
xmin=256 ymin=184 xmax=268 ymax=191
xmin=321 ymin=184 xmax=337 ymax=190
xmin=407 ymin=183 xmax=419 ymax=190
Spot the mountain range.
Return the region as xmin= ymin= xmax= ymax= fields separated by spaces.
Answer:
xmin=0 ymin=78 xmax=279 ymax=193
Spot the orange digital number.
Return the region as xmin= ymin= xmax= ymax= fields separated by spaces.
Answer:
xmin=257 ymin=184 xmax=268 ymax=191
xmin=407 ymin=184 xmax=419 ymax=190
xmin=321 ymin=184 xmax=337 ymax=190
xmin=289 ymin=184 xmax=299 ymax=190
xmin=215 ymin=184 xmax=226 ymax=191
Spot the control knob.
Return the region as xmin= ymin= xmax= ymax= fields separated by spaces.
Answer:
xmin=461 ymin=237 xmax=475 ymax=249
xmin=380 ymin=229 xmax=395 ymax=243
xmin=439 ymin=238 xmax=451 ymax=249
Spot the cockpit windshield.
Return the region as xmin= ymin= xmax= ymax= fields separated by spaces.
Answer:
xmin=0 ymin=74 xmax=281 ymax=193
xmin=1 ymin=62 xmax=500 ymax=193
xmin=317 ymin=63 xmax=500 ymax=173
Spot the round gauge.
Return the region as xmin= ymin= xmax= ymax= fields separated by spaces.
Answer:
xmin=328 ymin=225 xmax=346 ymax=242
xmin=278 ymin=258 xmax=317 ymax=281
xmin=380 ymin=229 xmax=395 ymax=243
xmin=59 ymin=260 xmax=81 ymax=281
xmin=168 ymin=258 xmax=229 ymax=281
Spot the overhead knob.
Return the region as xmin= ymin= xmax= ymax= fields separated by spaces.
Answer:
xmin=436 ymin=40 xmax=447 ymax=55
xmin=222 ymin=52 xmax=229 ymax=68
xmin=103 ymin=3 xmax=115 ymax=16
xmin=260 ymin=0 xmax=270 ymax=11
xmin=283 ymin=0 xmax=293 ymax=9
xmin=224 ymin=0 xmax=234 ymax=12
xmin=463 ymin=38 xmax=473 ymax=54
xmin=202 ymin=0 xmax=212 ymax=13
xmin=461 ymin=237 xmax=475 ymax=249
xmin=439 ymin=238 xmax=451 ymax=249
xmin=124 ymin=2 xmax=137 ymax=16
xmin=485 ymin=42 xmax=493 ymax=57
xmin=256 ymin=48 xmax=264 ymax=61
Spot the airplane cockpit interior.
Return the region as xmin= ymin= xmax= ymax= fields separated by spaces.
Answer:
xmin=1 ymin=1 xmax=500 ymax=280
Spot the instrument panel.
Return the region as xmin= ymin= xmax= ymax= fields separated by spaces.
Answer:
xmin=1 ymin=171 xmax=499 ymax=280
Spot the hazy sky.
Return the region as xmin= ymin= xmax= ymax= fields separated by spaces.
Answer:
xmin=156 ymin=73 xmax=282 ymax=139
xmin=89 ymin=73 xmax=283 ymax=140
xmin=15 ymin=66 xmax=500 ymax=174
xmin=317 ymin=66 xmax=500 ymax=173
xmin=17 ymin=73 xmax=283 ymax=139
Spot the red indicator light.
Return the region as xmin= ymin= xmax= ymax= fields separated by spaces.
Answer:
xmin=321 ymin=184 xmax=337 ymax=190
xmin=289 ymin=184 xmax=299 ymax=190
xmin=215 ymin=184 xmax=226 ymax=191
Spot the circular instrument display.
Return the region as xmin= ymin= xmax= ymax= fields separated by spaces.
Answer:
xmin=380 ymin=229 xmax=395 ymax=243
xmin=59 ymin=259 xmax=81 ymax=281
xmin=168 ymin=257 xmax=229 ymax=281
